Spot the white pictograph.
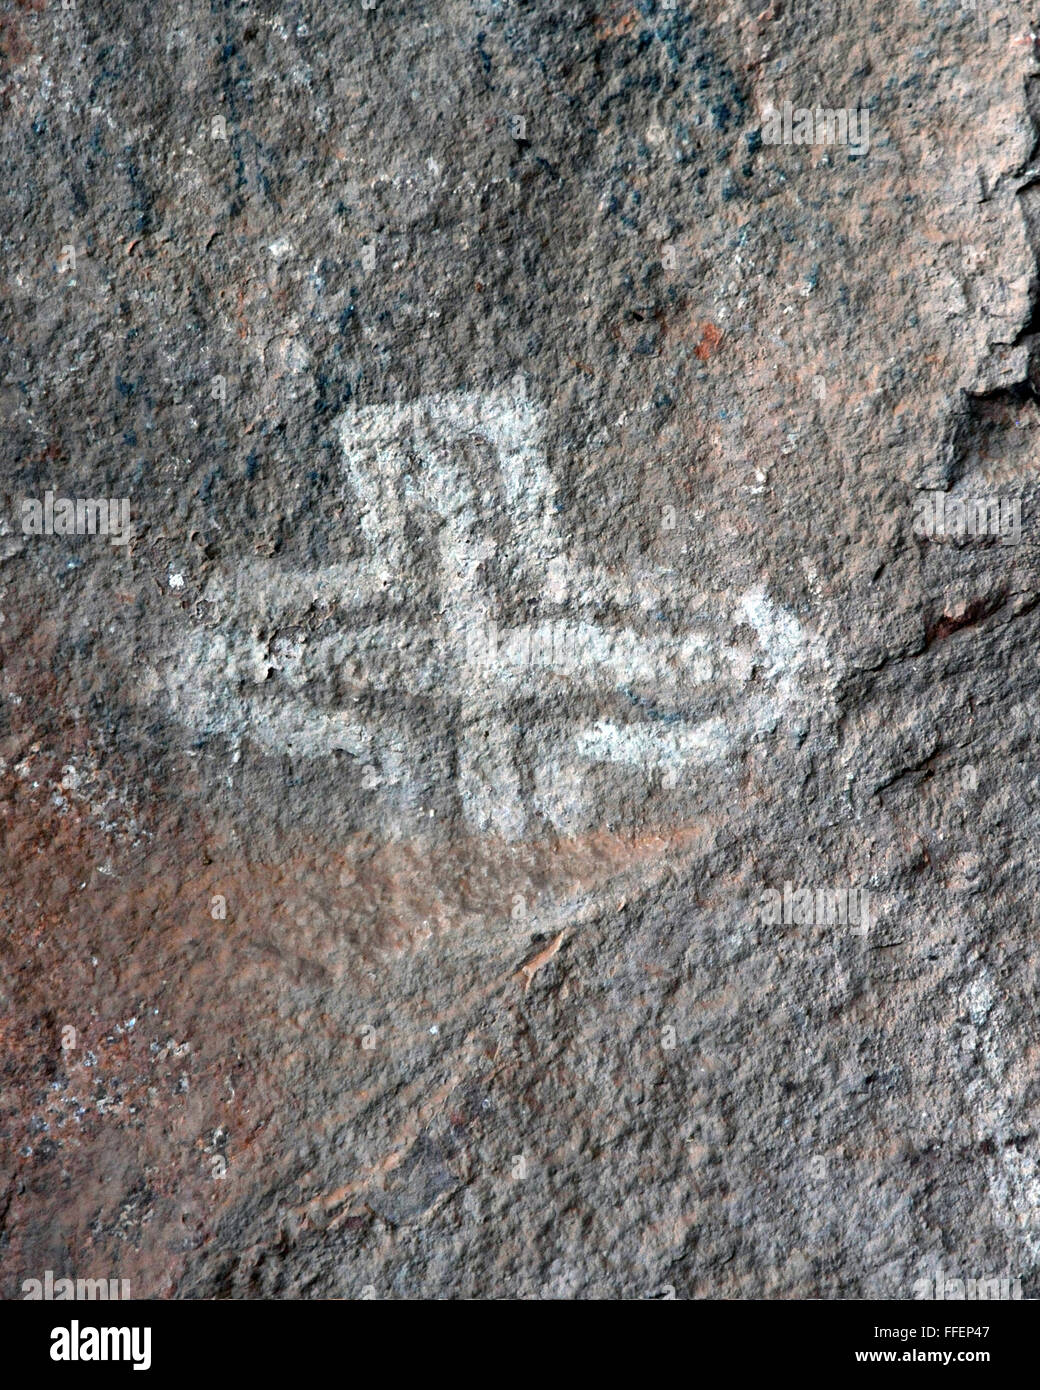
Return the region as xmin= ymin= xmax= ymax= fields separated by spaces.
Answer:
xmin=166 ymin=387 xmax=825 ymax=838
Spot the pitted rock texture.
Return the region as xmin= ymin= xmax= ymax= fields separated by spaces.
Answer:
xmin=3 ymin=0 xmax=1040 ymax=1299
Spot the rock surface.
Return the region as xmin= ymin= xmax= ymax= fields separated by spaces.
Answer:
xmin=3 ymin=0 xmax=1040 ymax=1299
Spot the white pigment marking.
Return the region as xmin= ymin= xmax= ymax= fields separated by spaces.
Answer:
xmin=164 ymin=388 xmax=825 ymax=836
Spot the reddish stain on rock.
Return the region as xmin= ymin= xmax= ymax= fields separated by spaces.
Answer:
xmin=693 ymin=323 xmax=722 ymax=361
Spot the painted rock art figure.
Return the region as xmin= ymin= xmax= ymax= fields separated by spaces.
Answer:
xmin=167 ymin=386 xmax=825 ymax=838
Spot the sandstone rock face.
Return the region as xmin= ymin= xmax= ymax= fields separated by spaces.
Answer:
xmin=3 ymin=0 xmax=1040 ymax=1300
